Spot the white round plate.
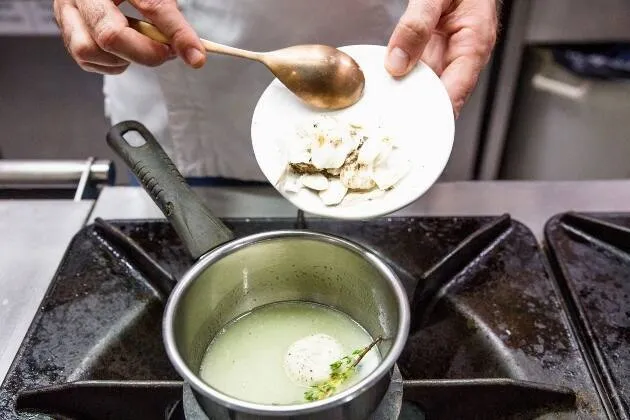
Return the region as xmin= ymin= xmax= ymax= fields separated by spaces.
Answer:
xmin=251 ymin=44 xmax=454 ymax=219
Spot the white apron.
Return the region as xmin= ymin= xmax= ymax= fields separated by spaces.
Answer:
xmin=104 ymin=0 xmax=406 ymax=180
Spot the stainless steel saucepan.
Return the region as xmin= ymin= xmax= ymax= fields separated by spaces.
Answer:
xmin=106 ymin=121 xmax=410 ymax=420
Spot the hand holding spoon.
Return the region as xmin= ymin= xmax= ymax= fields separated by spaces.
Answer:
xmin=127 ymin=17 xmax=365 ymax=110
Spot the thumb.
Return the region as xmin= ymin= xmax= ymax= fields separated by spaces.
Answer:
xmin=386 ymin=0 xmax=447 ymax=77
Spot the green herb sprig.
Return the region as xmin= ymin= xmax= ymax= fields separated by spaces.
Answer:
xmin=304 ymin=336 xmax=383 ymax=402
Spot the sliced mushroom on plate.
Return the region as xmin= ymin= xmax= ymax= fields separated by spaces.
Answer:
xmin=319 ymin=179 xmax=348 ymax=205
xmin=340 ymin=161 xmax=376 ymax=190
xmin=372 ymin=149 xmax=411 ymax=190
xmin=301 ymin=173 xmax=329 ymax=191
xmin=281 ymin=116 xmax=411 ymax=206
xmin=282 ymin=172 xmax=303 ymax=193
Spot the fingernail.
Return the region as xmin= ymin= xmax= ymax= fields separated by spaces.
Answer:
xmin=162 ymin=45 xmax=177 ymax=60
xmin=386 ymin=47 xmax=410 ymax=75
xmin=185 ymin=48 xmax=205 ymax=67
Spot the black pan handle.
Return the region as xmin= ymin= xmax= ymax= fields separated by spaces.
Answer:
xmin=107 ymin=121 xmax=234 ymax=259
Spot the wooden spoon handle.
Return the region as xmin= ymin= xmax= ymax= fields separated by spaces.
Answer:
xmin=126 ymin=16 xmax=261 ymax=61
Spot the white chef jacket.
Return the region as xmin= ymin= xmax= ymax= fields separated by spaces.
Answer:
xmin=104 ymin=0 xmax=406 ymax=181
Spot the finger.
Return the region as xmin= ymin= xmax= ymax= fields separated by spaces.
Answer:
xmin=420 ymin=33 xmax=447 ymax=75
xmin=386 ymin=0 xmax=450 ymax=76
xmin=60 ymin=5 xmax=130 ymax=67
xmin=440 ymin=54 xmax=483 ymax=116
xmin=76 ymin=0 xmax=172 ymax=67
xmin=129 ymin=0 xmax=206 ymax=68
xmin=80 ymin=62 xmax=130 ymax=75
xmin=440 ymin=21 xmax=496 ymax=116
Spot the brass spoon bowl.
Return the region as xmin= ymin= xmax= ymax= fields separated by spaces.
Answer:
xmin=128 ymin=17 xmax=365 ymax=110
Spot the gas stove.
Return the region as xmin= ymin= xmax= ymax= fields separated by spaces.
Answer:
xmin=0 ymin=213 xmax=621 ymax=419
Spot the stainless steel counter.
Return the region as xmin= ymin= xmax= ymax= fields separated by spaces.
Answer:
xmin=2 ymin=180 xmax=630 ymax=384
xmin=91 ymin=181 xmax=630 ymax=240
xmin=88 ymin=185 xmax=297 ymax=221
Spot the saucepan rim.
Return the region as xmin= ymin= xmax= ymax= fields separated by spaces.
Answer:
xmin=163 ymin=229 xmax=410 ymax=415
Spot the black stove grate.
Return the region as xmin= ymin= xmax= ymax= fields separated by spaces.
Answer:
xmin=546 ymin=212 xmax=630 ymax=419
xmin=0 ymin=216 xmax=606 ymax=419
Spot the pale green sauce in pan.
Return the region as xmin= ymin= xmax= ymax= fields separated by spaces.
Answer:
xmin=199 ymin=301 xmax=380 ymax=405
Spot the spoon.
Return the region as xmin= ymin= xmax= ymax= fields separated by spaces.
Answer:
xmin=127 ymin=17 xmax=365 ymax=110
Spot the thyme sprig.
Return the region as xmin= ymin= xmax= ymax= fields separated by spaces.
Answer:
xmin=304 ymin=336 xmax=383 ymax=402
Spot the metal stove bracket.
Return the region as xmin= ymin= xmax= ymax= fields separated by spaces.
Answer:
xmin=411 ymin=214 xmax=512 ymax=331
xmin=93 ymin=217 xmax=178 ymax=300
xmin=295 ymin=209 xmax=307 ymax=229
xmin=74 ymin=157 xmax=96 ymax=201
xmin=15 ymin=380 xmax=184 ymax=420
xmin=547 ymin=211 xmax=630 ymax=420
xmin=402 ymin=378 xmax=576 ymax=419
xmin=560 ymin=211 xmax=630 ymax=256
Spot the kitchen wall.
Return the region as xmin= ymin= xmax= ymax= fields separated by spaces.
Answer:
xmin=0 ymin=37 xmax=127 ymax=179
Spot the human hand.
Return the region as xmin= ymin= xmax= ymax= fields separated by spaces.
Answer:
xmin=53 ymin=0 xmax=206 ymax=75
xmin=386 ymin=0 xmax=498 ymax=116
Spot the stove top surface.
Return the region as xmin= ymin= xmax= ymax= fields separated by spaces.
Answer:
xmin=0 ymin=215 xmax=609 ymax=419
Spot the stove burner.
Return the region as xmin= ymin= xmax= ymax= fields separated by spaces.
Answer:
xmin=0 ymin=215 xmax=612 ymax=419
xmin=180 ymin=367 xmax=403 ymax=420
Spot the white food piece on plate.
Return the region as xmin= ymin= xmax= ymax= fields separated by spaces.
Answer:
xmin=284 ymin=333 xmax=344 ymax=386
xmin=357 ymin=136 xmax=390 ymax=165
xmin=356 ymin=138 xmax=379 ymax=165
xmin=308 ymin=117 xmax=358 ymax=170
xmin=373 ymin=149 xmax=412 ymax=190
xmin=374 ymin=139 xmax=394 ymax=166
xmin=288 ymin=126 xmax=314 ymax=163
xmin=310 ymin=137 xmax=356 ymax=169
xmin=341 ymin=161 xmax=376 ymax=190
xmin=326 ymin=167 xmax=341 ymax=177
xmin=283 ymin=173 xmax=303 ymax=193
xmin=300 ymin=173 xmax=329 ymax=191
xmin=288 ymin=148 xmax=311 ymax=165
xmin=319 ymin=179 xmax=348 ymax=205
